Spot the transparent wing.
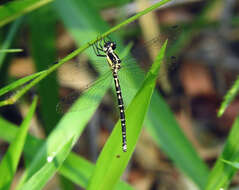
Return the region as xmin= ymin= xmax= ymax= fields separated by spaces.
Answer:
xmin=56 ymin=70 xmax=112 ymax=114
xmin=57 ymin=60 xmax=111 ymax=90
xmin=120 ymin=24 xmax=181 ymax=62
xmin=57 ymin=26 xmax=181 ymax=114
xmin=56 ymin=52 xmax=178 ymax=114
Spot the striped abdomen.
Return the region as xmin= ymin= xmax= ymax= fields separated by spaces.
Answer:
xmin=112 ymin=70 xmax=127 ymax=152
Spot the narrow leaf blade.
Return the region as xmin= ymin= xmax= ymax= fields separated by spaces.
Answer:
xmin=19 ymin=137 xmax=74 ymax=190
xmin=205 ymin=116 xmax=239 ymax=190
xmin=0 ymin=70 xmax=46 ymax=97
xmin=0 ymin=0 xmax=53 ymax=27
xmin=218 ymin=75 xmax=239 ymax=117
xmin=0 ymin=96 xmax=38 ymax=190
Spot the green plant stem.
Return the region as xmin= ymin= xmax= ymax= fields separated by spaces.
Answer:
xmin=0 ymin=49 xmax=23 ymax=53
xmin=0 ymin=18 xmax=22 ymax=69
xmin=0 ymin=0 xmax=54 ymax=27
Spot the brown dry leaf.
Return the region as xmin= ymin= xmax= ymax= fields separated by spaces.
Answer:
xmin=179 ymin=60 xmax=215 ymax=96
xmin=9 ymin=58 xmax=35 ymax=78
xmin=175 ymin=109 xmax=222 ymax=160
xmin=130 ymin=171 xmax=154 ymax=190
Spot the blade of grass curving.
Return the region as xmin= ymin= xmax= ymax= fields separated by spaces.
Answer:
xmin=143 ymin=1 xmax=223 ymax=188
xmin=0 ymin=117 xmax=134 ymax=189
xmin=218 ymin=75 xmax=239 ymax=117
xmin=87 ymin=41 xmax=167 ymax=190
xmin=221 ymin=159 xmax=239 ymax=169
xmin=205 ymin=116 xmax=239 ymax=190
xmin=0 ymin=96 xmax=37 ymax=190
xmin=56 ymin=0 xmax=209 ymax=188
xmin=0 ymin=70 xmax=47 ymax=106
xmin=0 ymin=0 xmax=53 ymax=27
xmin=0 ymin=18 xmax=22 ymax=69
xmin=18 ymin=137 xmax=74 ymax=190
xmin=0 ymin=70 xmax=46 ymax=96
xmin=145 ymin=91 xmax=209 ymax=188
xmin=15 ymin=74 xmax=111 ymax=190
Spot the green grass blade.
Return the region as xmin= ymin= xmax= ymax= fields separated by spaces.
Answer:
xmin=0 ymin=49 xmax=23 ymax=53
xmin=60 ymin=153 xmax=134 ymax=190
xmin=0 ymin=18 xmax=22 ymax=69
xmin=0 ymin=117 xmax=134 ymax=189
xmin=218 ymin=75 xmax=239 ymax=117
xmin=29 ymin=5 xmax=60 ymax=133
xmin=144 ymin=1 xmax=223 ymax=188
xmin=145 ymin=93 xmax=210 ymax=188
xmin=0 ymin=96 xmax=38 ymax=190
xmin=221 ymin=159 xmax=239 ymax=169
xmin=18 ymin=137 xmax=74 ymax=190
xmin=147 ymin=95 xmax=210 ymax=188
xmin=205 ymin=116 xmax=239 ymax=190
xmin=87 ymin=0 xmax=130 ymax=10
xmin=0 ymin=118 xmax=18 ymax=141
xmin=58 ymin=176 xmax=75 ymax=190
xmin=0 ymin=70 xmax=46 ymax=101
xmin=15 ymin=74 xmax=111 ymax=190
xmin=87 ymin=41 xmax=167 ymax=190
xmin=0 ymin=0 xmax=53 ymax=27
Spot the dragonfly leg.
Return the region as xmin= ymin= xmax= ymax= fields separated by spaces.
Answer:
xmin=106 ymin=35 xmax=112 ymax=42
xmin=99 ymin=38 xmax=105 ymax=50
xmin=93 ymin=40 xmax=106 ymax=57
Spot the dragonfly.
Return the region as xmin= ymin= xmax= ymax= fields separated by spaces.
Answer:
xmin=56 ymin=25 xmax=181 ymax=152
xmin=92 ymin=37 xmax=128 ymax=152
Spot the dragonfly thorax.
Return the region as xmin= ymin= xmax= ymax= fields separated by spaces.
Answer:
xmin=103 ymin=41 xmax=116 ymax=53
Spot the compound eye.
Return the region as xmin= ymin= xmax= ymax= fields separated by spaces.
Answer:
xmin=112 ymin=42 xmax=116 ymax=50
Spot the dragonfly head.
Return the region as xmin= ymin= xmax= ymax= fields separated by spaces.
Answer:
xmin=104 ymin=42 xmax=116 ymax=51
